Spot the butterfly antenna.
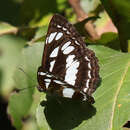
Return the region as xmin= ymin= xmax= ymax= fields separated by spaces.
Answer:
xmin=16 ymin=67 xmax=51 ymax=93
xmin=18 ymin=67 xmax=36 ymax=81
xmin=14 ymin=86 xmax=37 ymax=93
xmin=14 ymin=67 xmax=37 ymax=93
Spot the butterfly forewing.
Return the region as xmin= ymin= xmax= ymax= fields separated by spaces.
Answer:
xmin=37 ymin=14 xmax=100 ymax=103
xmin=42 ymin=14 xmax=84 ymax=74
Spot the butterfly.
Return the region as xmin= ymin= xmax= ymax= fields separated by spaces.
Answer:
xmin=37 ymin=14 xmax=100 ymax=104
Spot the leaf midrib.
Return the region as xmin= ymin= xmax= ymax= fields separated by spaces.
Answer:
xmin=109 ymin=61 xmax=130 ymax=129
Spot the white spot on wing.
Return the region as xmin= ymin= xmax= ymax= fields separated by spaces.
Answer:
xmin=46 ymin=74 xmax=52 ymax=78
xmin=44 ymin=79 xmax=51 ymax=82
xmin=50 ymin=46 xmax=59 ymax=57
xmin=84 ymin=79 xmax=90 ymax=92
xmin=63 ymin=27 xmax=67 ymax=31
xmin=65 ymin=61 xmax=79 ymax=85
xmin=61 ymin=41 xmax=71 ymax=51
xmin=57 ymin=25 xmax=61 ymax=28
xmin=66 ymin=31 xmax=70 ymax=34
xmin=88 ymin=62 xmax=91 ymax=69
xmin=83 ymin=88 xmax=87 ymax=93
xmin=38 ymin=72 xmax=46 ymax=75
xmin=86 ymin=79 xmax=90 ymax=88
xmin=80 ymin=91 xmax=87 ymax=101
xmin=48 ymin=32 xmax=57 ymax=43
xmin=85 ymin=56 xmax=90 ymax=61
xmin=63 ymin=88 xmax=75 ymax=98
xmin=45 ymin=82 xmax=50 ymax=89
xmin=66 ymin=55 xmax=75 ymax=68
xmin=75 ymin=41 xmax=80 ymax=45
xmin=55 ymin=32 xmax=63 ymax=40
xmin=53 ymin=80 xmax=64 ymax=85
xmin=44 ymin=79 xmax=51 ymax=89
xmin=50 ymin=60 xmax=55 ymax=72
xmin=88 ymin=70 xmax=91 ymax=78
xmin=63 ymin=46 xmax=75 ymax=54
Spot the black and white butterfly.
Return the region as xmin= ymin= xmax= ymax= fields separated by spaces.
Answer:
xmin=37 ymin=14 xmax=100 ymax=104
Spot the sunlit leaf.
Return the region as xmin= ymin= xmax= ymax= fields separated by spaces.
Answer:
xmin=8 ymin=43 xmax=44 ymax=129
xmin=35 ymin=45 xmax=130 ymax=130
xmin=0 ymin=35 xmax=25 ymax=98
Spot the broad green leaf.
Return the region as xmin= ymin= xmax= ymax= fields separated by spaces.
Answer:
xmin=76 ymin=46 xmax=130 ymax=130
xmin=8 ymin=43 xmax=44 ymax=129
xmin=96 ymin=32 xmax=120 ymax=51
xmin=97 ymin=32 xmax=117 ymax=44
xmin=6 ymin=21 xmax=130 ymax=130
xmin=36 ymin=95 xmax=50 ymax=130
xmin=36 ymin=45 xmax=130 ymax=130
xmin=0 ymin=35 xmax=25 ymax=98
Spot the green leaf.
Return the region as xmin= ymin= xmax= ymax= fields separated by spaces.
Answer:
xmin=35 ymin=45 xmax=130 ymax=130
xmin=0 ymin=35 xmax=25 ymax=98
xmin=36 ymin=95 xmax=50 ymax=130
xmin=86 ymin=31 xmax=120 ymax=51
xmin=98 ymin=32 xmax=117 ymax=44
xmin=96 ymin=32 xmax=120 ymax=50
xmin=6 ymin=31 xmax=130 ymax=130
xmin=8 ymin=43 xmax=44 ymax=129
xmin=76 ymin=46 xmax=130 ymax=130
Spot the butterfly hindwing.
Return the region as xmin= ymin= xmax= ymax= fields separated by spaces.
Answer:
xmin=37 ymin=14 xmax=100 ymax=103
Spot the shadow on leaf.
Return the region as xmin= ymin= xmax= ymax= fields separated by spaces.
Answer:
xmin=40 ymin=95 xmax=96 ymax=130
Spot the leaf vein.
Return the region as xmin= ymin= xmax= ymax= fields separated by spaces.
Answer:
xmin=109 ymin=61 xmax=130 ymax=129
